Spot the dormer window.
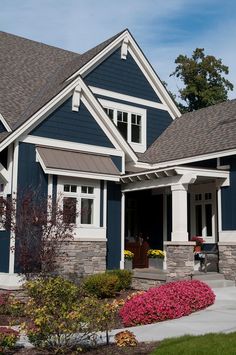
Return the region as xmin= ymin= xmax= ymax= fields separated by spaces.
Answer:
xmin=102 ymin=99 xmax=146 ymax=153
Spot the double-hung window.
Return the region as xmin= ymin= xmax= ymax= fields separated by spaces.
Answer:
xmin=102 ymin=99 xmax=147 ymax=153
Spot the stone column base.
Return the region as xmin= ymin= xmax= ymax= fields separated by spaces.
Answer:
xmin=56 ymin=240 xmax=107 ymax=280
xmin=164 ymin=241 xmax=195 ymax=281
xmin=218 ymin=242 xmax=236 ymax=281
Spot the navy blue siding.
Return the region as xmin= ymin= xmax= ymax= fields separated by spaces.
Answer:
xmin=186 ymin=159 xmax=217 ymax=169
xmin=96 ymin=95 xmax=172 ymax=148
xmin=0 ymin=121 xmax=7 ymax=133
xmin=85 ymin=48 xmax=161 ymax=102
xmin=221 ymin=156 xmax=236 ymax=230
xmin=0 ymin=231 xmax=10 ymax=272
xmin=107 ymin=182 xmax=122 ymax=269
xmin=0 ymin=147 xmax=8 ymax=169
xmin=111 ymin=155 xmax=122 ymax=172
xmin=31 ymin=99 xmax=114 ymax=148
xmin=15 ymin=143 xmax=48 ymax=273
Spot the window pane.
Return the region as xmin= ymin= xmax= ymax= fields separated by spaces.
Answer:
xmin=64 ymin=185 xmax=70 ymax=192
xmin=81 ymin=198 xmax=93 ymax=224
xmin=131 ymin=114 xmax=136 ymax=124
xmin=195 ymin=205 xmax=202 ymax=235
xmin=63 ymin=197 xmax=77 ymax=224
xmin=205 ymin=204 xmax=212 ymax=236
xmin=117 ymin=121 xmax=127 ymax=140
xmin=81 ymin=186 xmax=87 ymax=194
xmin=71 ymin=185 xmax=77 ymax=193
xmin=131 ymin=123 xmax=141 ymax=143
xmin=88 ymin=187 xmax=94 ymax=194
xmin=117 ymin=111 xmax=122 ymax=121
xmin=205 ymin=193 xmax=212 ymax=200
xmin=123 ymin=112 xmax=128 ymax=122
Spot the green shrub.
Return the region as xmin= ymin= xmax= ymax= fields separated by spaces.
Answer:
xmin=106 ymin=270 xmax=132 ymax=291
xmin=83 ymin=273 xmax=119 ymax=298
xmin=23 ymin=276 xmax=113 ymax=353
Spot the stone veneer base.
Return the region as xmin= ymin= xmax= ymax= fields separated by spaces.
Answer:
xmin=56 ymin=240 xmax=107 ymax=279
xmin=164 ymin=241 xmax=195 ymax=281
xmin=218 ymin=242 xmax=236 ymax=281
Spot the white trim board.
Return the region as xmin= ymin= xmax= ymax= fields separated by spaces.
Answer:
xmin=130 ymin=148 xmax=236 ymax=171
xmin=22 ymin=135 xmax=124 ymax=157
xmin=0 ymin=113 xmax=12 ymax=132
xmin=90 ymin=86 xmax=169 ymax=111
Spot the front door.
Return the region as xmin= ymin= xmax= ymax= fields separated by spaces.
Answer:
xmin=190 ymin=184 xmax=217 ymax=243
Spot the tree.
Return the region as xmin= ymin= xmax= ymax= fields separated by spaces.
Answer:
xmin=170 ymin=48 xmax=234 ymax=112
xmin=2 ymin=190 xmax=76 ymax=279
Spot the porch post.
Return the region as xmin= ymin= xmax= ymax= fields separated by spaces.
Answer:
xmin=171 ymin=184 xmax=188 ymax=241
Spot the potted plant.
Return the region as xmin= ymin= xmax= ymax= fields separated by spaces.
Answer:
xmin=191 ymin=236 xmax=205 ymax=253
xmin=124 ymin=250 xmax=134 ymax=270
xmin=147 ymin=249 xmax=165 ymax=269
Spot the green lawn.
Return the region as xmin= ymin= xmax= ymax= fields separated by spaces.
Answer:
xmin=151 ymin=332 xmax=236 ymax=355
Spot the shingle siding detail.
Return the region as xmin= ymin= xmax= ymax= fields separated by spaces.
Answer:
xmin=30 ymin=98 xmax=114 ymax=148
xmin=85 ymin=48 xmax=161 ymax=102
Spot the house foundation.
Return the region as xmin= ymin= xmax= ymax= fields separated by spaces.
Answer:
xmin=165 ymin=241 xmax=195 ymax=281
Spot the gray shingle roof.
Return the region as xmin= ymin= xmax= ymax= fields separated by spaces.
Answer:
xmin=140 ymin=99 xmax=236 ymax=164
xmin=0 ymin=30 xmax=125 ymax=134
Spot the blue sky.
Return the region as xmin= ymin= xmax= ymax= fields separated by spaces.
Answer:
xmin=1 ymin=0 xmax=236 ymax=99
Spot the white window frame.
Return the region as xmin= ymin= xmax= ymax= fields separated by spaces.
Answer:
xmin=57 ymin=177 xmax=106 ymax=239
xmin=190 ymin=183 xmax=217 ymax=243
xmin=99 ymin=99 xmax=147 ymax=153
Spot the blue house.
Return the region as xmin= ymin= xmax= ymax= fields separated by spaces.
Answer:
xmin=0 ymin=29 xmax=235 ymax=288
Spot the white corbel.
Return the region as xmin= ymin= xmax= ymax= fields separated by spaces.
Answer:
xmin=0 ymin=163 xmax=9 ymax=183
xmin=121 ymin=37 xmax=129 ymax=60
xmin=72 ymin=84 xmax=82 ymax=112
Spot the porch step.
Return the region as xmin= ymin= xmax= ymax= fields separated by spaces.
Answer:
xmin=192 ymin=272 xmax=235 ymax=288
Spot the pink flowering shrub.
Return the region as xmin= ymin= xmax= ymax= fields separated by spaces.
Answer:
xmin=119 ymin=280 xmax=215 ymax=327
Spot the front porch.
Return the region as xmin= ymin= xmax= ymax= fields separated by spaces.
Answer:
xmin=121 ymin=165 xmax=229 ymax=279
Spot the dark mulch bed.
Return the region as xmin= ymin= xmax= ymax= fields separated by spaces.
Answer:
xmin=12 ymin=341 xmax=160 ymax=354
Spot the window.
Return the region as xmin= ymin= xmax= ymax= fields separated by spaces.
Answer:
xmin=60 ymin=180 xmax=99 ymax=227
xmin=100 ymin=99 xmax=147 ymax=153
xmin=192 ymin=190 xmax=215 ymax=239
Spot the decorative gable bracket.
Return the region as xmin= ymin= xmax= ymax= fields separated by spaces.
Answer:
xmin=72 ymin=84 xmax=82 ymax=111
xmin=121 ymin=37 xmax=129 ymax=60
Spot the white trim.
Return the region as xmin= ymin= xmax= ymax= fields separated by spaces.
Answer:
xmin=0 ymin=163 xmax=9 ymax=183
xmin=219 ymin=231 xmax=236 ymax=242
xmin=103 ymin=181 xmax=107 ymax=228
xmin=22 ymin=135 xmax=124 ymax=158
xmin=132 ymin=149 xmax=236 ymax=171
xmin=6 ymin=144 xmax=13 ymax=194
xmin=9 ymin=141 xmax=19 ymax=274
xmin=0 ymin=113 xmax=12 ymax=132
xmin=99 ymin=98 xmax=147 ymax=153
xmin=121 ymin=36 xmax=129 ymax=60
xmin=72 ymin=84 xmax=81 ymax=111
xmin=120 ymin=192 xmax=125 ymax=269
xmin=68 ymin=30 xmax=180 ymax=119
xmin=90 ymin=86 xmax=169 ymax=111
xmin=217 ymin=187 xmax=222 ymax=233
xmin=48 ymin=175 xmax=53 ymax=198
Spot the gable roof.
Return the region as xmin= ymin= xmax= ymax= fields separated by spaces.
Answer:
xmin=139 ymin=99 xmax=236 ymax=165
xmin=0 ymin=30 xmax=124 ymax=133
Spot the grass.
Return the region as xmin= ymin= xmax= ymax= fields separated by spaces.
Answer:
xmin=151 ymin=332 xmax=236 ymax=355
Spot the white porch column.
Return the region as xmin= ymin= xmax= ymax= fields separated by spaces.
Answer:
xmin=171 ymin=184 xmax=188 ymax=241
xmin=120 ymin=191 xmax=125 ymax=269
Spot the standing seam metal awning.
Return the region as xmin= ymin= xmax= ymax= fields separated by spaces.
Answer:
xmin=36 ymin=146 xmax=121 ymax=181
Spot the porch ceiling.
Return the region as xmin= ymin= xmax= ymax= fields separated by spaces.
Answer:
xmin=121 ymin=166 xmax=229 ymax=192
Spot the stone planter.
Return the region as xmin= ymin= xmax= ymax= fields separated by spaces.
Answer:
xmin=148 ymin=258 xmax=164 ymax=269
xmin=124 ymin=259 xmax=133 ymax=270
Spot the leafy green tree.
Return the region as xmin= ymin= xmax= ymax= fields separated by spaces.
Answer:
xmin=170 ymin=48 xmax=234 ymax=112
